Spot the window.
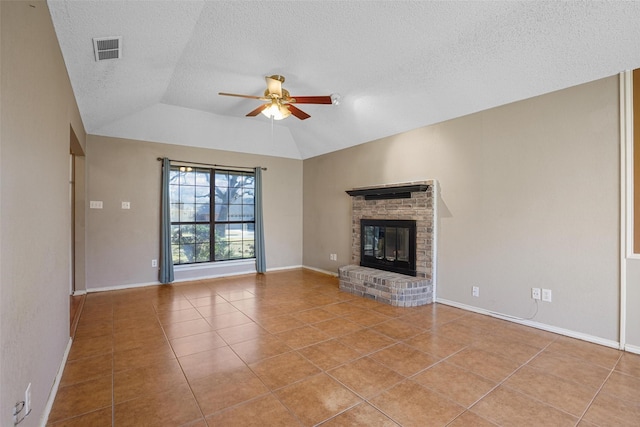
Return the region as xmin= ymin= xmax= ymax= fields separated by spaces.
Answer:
xmin=169 ymin=166 xmax=255 ymax=265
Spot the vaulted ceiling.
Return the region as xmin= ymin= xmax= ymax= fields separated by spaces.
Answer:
xmin=49 ymin=1 xmax=640 ymax=159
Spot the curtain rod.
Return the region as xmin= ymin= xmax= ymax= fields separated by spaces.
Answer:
xmin=157 ymin=157 xmax=266 ymax=171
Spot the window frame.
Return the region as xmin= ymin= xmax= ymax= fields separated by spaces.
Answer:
xmin=169 ymin=166 xmax=256 ymax=265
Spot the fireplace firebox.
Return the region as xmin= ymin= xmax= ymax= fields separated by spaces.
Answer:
xmin=360 ymin=219 xmax=417 ymax=276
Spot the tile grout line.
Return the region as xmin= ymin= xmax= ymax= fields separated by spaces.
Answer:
xmin=304 ymin=315 xmax=456 ymax=425
xmin=440 ymin=336 xmax=559 ymax=426
xmin=301 ymin=303 xmax=468 ymax=424
xmin=234 ymin=290 xmax=396 ymax=425
xmin=310 ymin=400 xmax=367 ymax=427
xmin=156 ymin=295 xmax=209 ymax=426
xmin=196 ymin=288 xmax=319 ymax=425
xmin=401 ymin=347 xmax=474 ymax=426
xmin=247 ymin=280 xmax=351 ymax=427
xmin=574 ymin=351 xmax=624 ymax=426
xmin=295 ymin=288 xmax=398 ymax=425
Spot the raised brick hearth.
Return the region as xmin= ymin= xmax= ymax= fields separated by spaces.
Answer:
xmin=340 ymin=181 xmax=435 ymax=307
xmin=339 ymin=265 xmax=433 ymax=307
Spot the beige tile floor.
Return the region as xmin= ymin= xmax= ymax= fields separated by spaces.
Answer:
xmin=48 ymin=269 xmax=640 ymax=426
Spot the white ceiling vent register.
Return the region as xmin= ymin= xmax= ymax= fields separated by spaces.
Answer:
xmin=92 ymin=37 xmax=122 ymax=61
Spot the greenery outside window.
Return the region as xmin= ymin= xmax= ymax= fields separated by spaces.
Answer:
xmin=169 ymin=166 xmax=255 ymax=265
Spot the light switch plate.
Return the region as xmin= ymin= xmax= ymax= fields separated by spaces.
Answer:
xmin=89 ymin=201 xmax=103 ymax=209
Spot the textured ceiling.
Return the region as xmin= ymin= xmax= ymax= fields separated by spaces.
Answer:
xmin=49 ymin=1 xmax=640 ymax=159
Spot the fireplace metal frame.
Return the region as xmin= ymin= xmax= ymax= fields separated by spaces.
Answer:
xmin=360 ymin=219 xmax=417 ymax=277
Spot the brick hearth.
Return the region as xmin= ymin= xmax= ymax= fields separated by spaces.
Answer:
xmin=339 ymin=265 xmax=433 ymax=307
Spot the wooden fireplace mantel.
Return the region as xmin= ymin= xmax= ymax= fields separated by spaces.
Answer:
xmin=345 ymin=184 xmax=429 ymax=200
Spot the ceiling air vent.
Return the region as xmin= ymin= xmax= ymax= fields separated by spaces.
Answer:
xmin=92 ymin=37 xmax=122 ymax=61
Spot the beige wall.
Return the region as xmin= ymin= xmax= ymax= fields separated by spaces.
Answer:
xmin=304 ymin=76 xmax=620 ymax=342
xmin=1 ymin=2 xmax=86 ymax=426
xmin=85 ymin=135 xmax=303 ymax=290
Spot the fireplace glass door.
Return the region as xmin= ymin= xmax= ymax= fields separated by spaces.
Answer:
xmin=361 ymin=219 xmax=416 ymax=276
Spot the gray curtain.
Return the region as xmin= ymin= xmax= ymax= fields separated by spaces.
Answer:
xmin=159 ymin=158 xmax=174 ymax=283
xmin=254 ymin=167 xmax=266 ymax=273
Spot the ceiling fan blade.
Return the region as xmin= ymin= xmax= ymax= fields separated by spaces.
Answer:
xmin=219 ymin=92 xmax=266 ymax=100
xmin=246 ymin=104 xmax=268 ymax=117
xmin=289 ymin=95 xmax=332 ymax=104
xmin=265 ymin=76 xmax=282 ymax=98
xmin=288 ymin=104 xmax=311 ymax=120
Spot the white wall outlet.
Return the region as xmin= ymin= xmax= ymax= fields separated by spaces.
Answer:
xmin=25 ymin=382 xmax=31 ymax=416
xmin=532 ymin=288 xmax=541 ymax=300
xmin=151 ymin=259 xmax=158 ymax=268
xmin=472 ymin=286 xmax=480 ymax=297
xmin=121 ymin=201 xmax=131 ymax=209
xmin=329 ymin=254 xmax=337 ymax=261
xmin=89 ymin=200 xmax=103 ymax=209
xmin=542 ymin=289 xmax=552 ymax=302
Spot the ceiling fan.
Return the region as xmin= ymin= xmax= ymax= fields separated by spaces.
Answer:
xmin=218 ymin=75 xmax=334 ymax=120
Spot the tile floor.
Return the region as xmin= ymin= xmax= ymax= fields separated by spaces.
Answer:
xmin=48 ymin=269 xmax=640 ymax=426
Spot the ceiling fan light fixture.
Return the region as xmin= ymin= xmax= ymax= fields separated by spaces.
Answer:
xmin=261 ymin=101 xmax=291 ymax=120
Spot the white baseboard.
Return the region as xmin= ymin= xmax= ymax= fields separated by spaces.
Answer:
xmin=302 ymin=265 xmax=339 ymax=277
xmin=41 ymin=337 xmax=73 ymax=426
xmin=72 ymin=290 xmax=87 ymax=296
xmin=88 ymin=280 xmax=161 ymax=293
xmin=437 ymin=298 xmax=620 ymax=350
xmin=86 ymin=264 xmax=310 ymax=293
xmin=624 ymin=343 xmax=640 ymax=355
xmin=267 ymin=264 xmax=304 ymax=273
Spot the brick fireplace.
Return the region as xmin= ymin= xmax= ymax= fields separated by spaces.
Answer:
xmin=339 ymin=181 xmax=435 ymax=307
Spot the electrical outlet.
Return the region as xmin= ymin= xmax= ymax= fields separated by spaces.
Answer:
xmin=25 ymin=383 xmax=31 ymax=416
xmin=151 ymin=259 xmax=158 ymax=268
xmin=121 ymin=201 xmax=131 ymax=209
xmin=472 ymin=286 xmax=480 ymax=297
xmin=532 ymin=288 xmax=541 ymax=300
xmin=329 ymin=254 xmax=337 ymax=261
xmin=542 ymin=289 xmax=552 ymax=302
xmin=89 ymin=200 xmax=103 ymax=209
